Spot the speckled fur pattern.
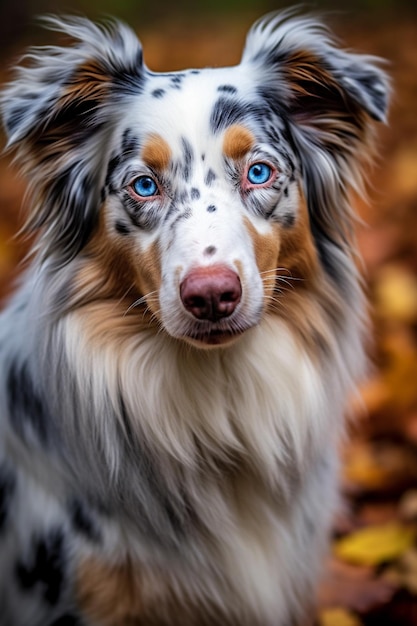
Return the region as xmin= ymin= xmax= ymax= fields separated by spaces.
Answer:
xmin=0 ymin=10 xmax=389 ymax=626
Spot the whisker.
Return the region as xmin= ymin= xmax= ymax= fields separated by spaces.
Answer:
xmin=123 ymin=291 xmax=159 ymax=317
xmin=116 ymin=283 xmax=137 ymax=309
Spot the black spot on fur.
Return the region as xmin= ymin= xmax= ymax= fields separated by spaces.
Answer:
xmin=210 ymin=97 xmax=246 ymax=133
xmin=170 ymin=75 xmax=184 ymax=89
xmin=207 ymin=204 xmax=217 ymax=213
xmin=210 ymin=97 xmax=265 ymax=133
xmin=7 ymin=361 xmax=49 ymax=444
xmin=0 ymin=465 xmax=15 ymax=532
xmin=191 ymin=188 xmax=200 ymax=200
xmin=217 ymin=84 xmax=238 ymax=95
xmin=121 ymin=128 xmax=140 ymax=156
xmin=105 ymin=152 xmax=123 ymax=190
xmin=152 ymin=88 xmax=166 ymax=99
xmin=275 ymin=212 xmax=296 ymax=228
xmin=181 ymin=137 xmax=194 ymax=182
xmin=105 ymin=130 xmax=141 ymax=191
xmin=43 ymin=162 xmax=97 ymax=260
xmin=204 ymin=169 xmax=216 ymax=186
xmin=69 ymin=498 xmax=101 ymax=543
xmin=190 ymin=70 xmax=200 ymax=75
xmin=256 ymin=85 xmax=287 ymax=118
xmin=311 ymin=225 xmax=349 ymax=293
xmin=115 ymin=220 xmax=131 ymax=236
xmin=16 ymin=529 xmax=66 ymax=606
xmin=110 ymin=46 xmax=145 ymax=97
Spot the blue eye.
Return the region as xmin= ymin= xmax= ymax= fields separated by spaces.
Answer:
xmin=132 ymin=176 xmax=158 ymax=197
xmin=247 ymin=163 xmax=272 ymax=185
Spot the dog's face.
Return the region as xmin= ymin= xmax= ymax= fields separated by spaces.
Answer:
xmin=103 ymin=67 xmax=305 ymax=346
xmin=1 ymin=13 xmax=389 ymax=348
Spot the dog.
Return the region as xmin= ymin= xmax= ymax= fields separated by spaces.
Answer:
xmin=0 ymin=10 xmax=389 ymax=626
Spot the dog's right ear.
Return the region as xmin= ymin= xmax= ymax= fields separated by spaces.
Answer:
xmin=242 ymin=11 xmax=390 ymax=253
xmin=1 ymin=17 xmax=145 ymax=262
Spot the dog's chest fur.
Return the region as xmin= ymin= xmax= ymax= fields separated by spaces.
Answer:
xmin=0 ymin=292 xmax=340 ymax=625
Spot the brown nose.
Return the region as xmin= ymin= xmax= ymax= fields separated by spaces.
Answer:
xmin=180 ymin=266 xmax=242 ymax=322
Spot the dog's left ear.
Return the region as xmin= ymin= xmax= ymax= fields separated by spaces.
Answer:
xmin=242 ymin=11 xmax=390 ymax=244
xmin=1 ymin=17 xmax=145 ymax=262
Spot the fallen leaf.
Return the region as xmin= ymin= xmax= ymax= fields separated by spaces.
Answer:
xmin=334 ymin=523 xmax=416 ymax=566
xmin=318 ymin=608 xmax=362 ymax=626
xmin=374 ymin=264 xmax=417 ymax=323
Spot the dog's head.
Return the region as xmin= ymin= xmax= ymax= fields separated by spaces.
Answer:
xmin=2 ymin=12 xmax=389 ymax=347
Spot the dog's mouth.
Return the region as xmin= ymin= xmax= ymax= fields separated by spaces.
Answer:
xmin=179 ymin=319 xmax=257 ymax=347
xmin=188 ymin=328 xmax=240 ymax=346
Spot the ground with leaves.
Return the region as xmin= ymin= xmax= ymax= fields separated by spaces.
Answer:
xmin=0 ymin=10 xmax=416 ymax=626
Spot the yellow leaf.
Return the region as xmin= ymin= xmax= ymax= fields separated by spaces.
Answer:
xmin=375 ymin=264 xmax=417 ymax=323
xmin=334 ymin=523 xmax=416 ymax=566
xmin=319 ymin=608 xmax=362 ymax=626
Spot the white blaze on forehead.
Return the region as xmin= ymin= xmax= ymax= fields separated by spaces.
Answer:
xmin=122 ymin=64 xmax=257 ymax=156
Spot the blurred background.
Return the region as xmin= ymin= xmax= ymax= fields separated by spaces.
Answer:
xmin=0 ymin=1 xmax=417 ymax=624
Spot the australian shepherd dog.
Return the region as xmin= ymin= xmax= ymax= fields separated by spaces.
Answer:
xmin=0 ymin=10 xmax=389 ymax=626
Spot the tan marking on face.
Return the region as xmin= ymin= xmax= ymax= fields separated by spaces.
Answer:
xmin=244 ymin=188 xmax=320 ymax=313
xmin=69 ymin=206 xmax=162 ymax=345
xmin=250 ymin=189 xmax=336 ymax=358
xmin=134 ymin=240 xmax=162 ymax=318
xmin=277 ymin=192 xmax=319 ymax=281
xmin=223 ymin=125 xmax=255 ymax=161
xmin=243 ymin=217 xmax=281 ymax=304
xmin=141 ymin=133 xmax=172 ymax=171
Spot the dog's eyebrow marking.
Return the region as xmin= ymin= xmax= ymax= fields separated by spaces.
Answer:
xmin=141 ymin=134 xmax=172 ymax=171
xmin=223 ymin=125 xmax=255 ymax=160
